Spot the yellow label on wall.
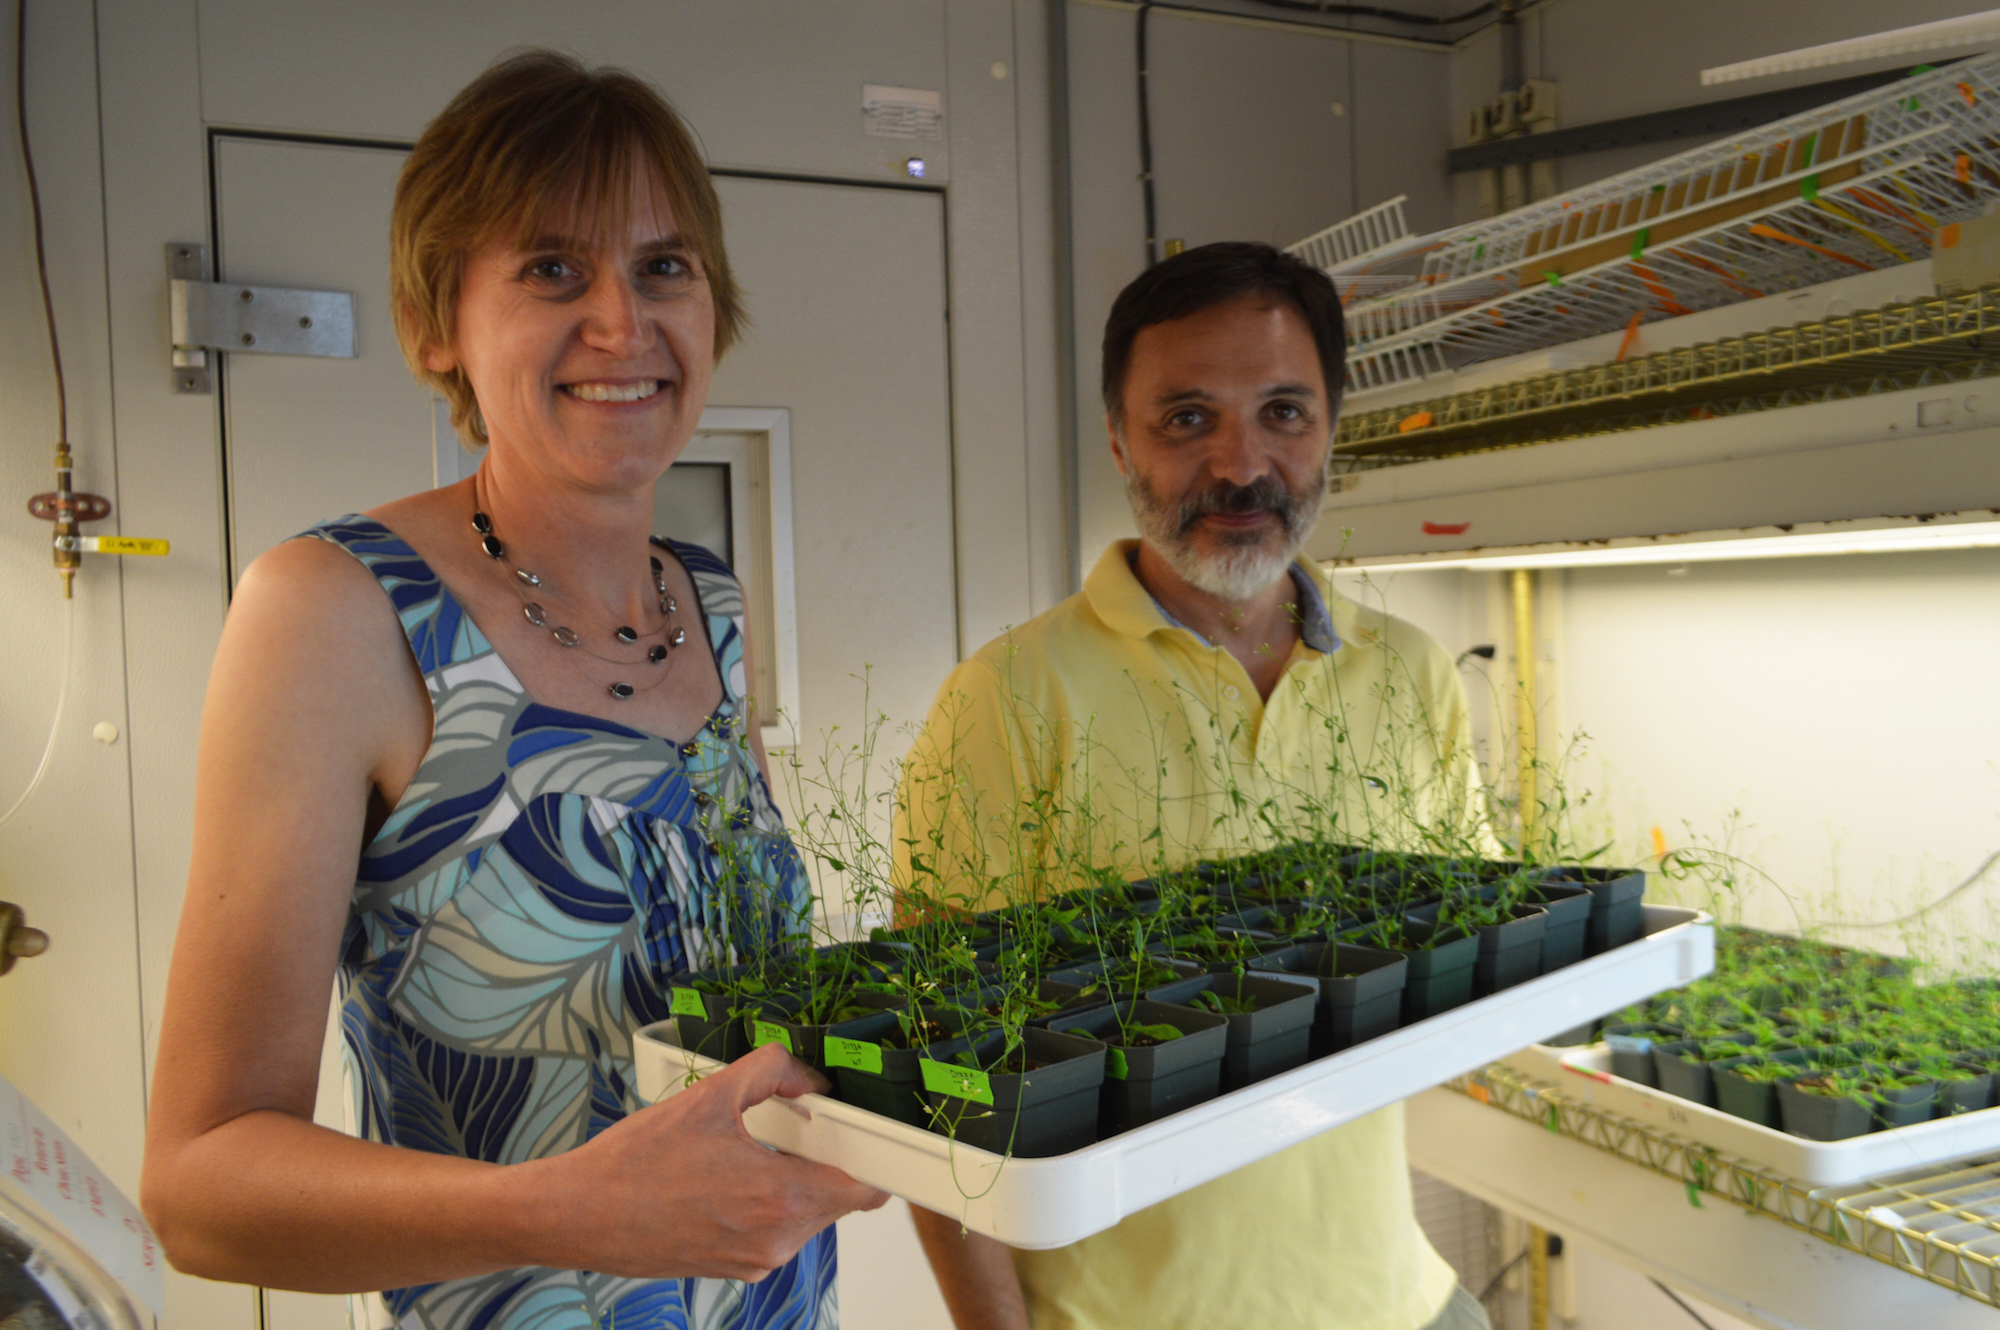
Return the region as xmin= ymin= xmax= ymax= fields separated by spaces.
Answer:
xmin=94 ymin=536 xmax=169 ymax=556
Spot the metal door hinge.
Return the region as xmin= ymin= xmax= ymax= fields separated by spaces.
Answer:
xmin=166 ymin=242 xmax=355 ymax=393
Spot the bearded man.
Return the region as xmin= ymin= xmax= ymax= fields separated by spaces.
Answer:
xmin=896 ymin=242 xmax=1490 ymax=1330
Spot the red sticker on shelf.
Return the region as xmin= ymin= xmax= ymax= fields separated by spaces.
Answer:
xmin=1422 ymin=522 xmax=1470 ymax=536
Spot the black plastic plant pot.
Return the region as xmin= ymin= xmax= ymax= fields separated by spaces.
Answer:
xmin=1213 ymin=941 xmax=1311 ymax=982
xmin=811 ymin=940 xmax=907 ymax=977
xmin=1048 ymin=1000 xmax=1229 ymax=1135
xmin=1546 ymin=867 xmax=1646 ymax=956
xmin=1948 ymin=1051 xmax=2000 ymax=1113
xmin=1937 ymin=1071 xmax=1996 ymax=1116
xmin=1870 ymin=1074 xmax=1939 ymax=1129
xmin=1602 ymin=1022 xmax=1681 ymax=1087
xmin=1251 ymin=941 xmax=1410 ymax=1054
xmin=1651 ymin=1033 xmax=1755 ymax=1106
xmin=1144 ymin=972 xmax=1318 ymax=1089
xmin=1004 ymin=978 xmax=1112 ymax=1030
xmin=1525 ymin=883 xmax=1594 ymax=974
xmin=1348 ymin=866 xmax=1458 ymax=919
xmin=1409 ymin=903 xmax=1548 ymax=998
xmin=1379 ymin=921 xmax=1479 ymax=1024
xmin=1777 ymin=1074 xmax=1875 ymax=1141
xmin=1710 ymin=1049 xmax=1810 ymax=1126
xmin=1046 ymin=954 xmax=1203 ymax=999
xmin=919 ymin=1026 xmax=1107 ymax=1157
xmin=823 ymin=1009 xmax=937 ymax=1127
xmin=741 ymin=981 xmax=908 ymax=1072
xmin=667 ymin=963 xmax=764 ymax=1063
xmin=1470 ymin=905 xmax=1548 ymax=996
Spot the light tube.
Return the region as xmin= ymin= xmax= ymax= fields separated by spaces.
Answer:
xmin=1702 ymin=11 xmax=2000 ymax=85
xmin=1327 ymin=519 xmax=2000 ymax=574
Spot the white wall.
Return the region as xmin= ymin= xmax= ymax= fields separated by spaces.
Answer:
xmin=1334 ymin=551 xmax=2000 ymax=976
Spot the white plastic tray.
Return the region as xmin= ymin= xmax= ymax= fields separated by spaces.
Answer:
xmin=1507 ymin=1043 xmax=2000 ymax=1187
xmin=634 ymin=905 xmax=1713 ymax=1247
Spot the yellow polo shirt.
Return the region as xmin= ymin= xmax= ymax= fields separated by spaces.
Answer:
xmin=894 ymin=541 xmax=1473 ymax=1330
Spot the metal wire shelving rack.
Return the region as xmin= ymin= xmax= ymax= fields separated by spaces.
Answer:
xmin=1331 ymin=283 xmax=2000 ymax=462
xmin=1453 ymin=1063 xmax=2000 ymax=1309
xmin=1298 ymin=56 xmax=2000 ymax=397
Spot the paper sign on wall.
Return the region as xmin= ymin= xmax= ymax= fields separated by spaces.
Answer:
xmin=0 ymin=1073 xmax=165 ymax=1316
xmin=863 ymin=85 xmax=942 ymax=140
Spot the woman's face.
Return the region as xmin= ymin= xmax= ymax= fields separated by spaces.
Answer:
xmin=430 ymin=188 xmax=715 ymax=495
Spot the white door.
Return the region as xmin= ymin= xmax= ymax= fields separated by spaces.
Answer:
xmin=212 ymin=137 xmax=957 ymax=1330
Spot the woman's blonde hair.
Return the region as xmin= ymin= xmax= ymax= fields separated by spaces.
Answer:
xmin=391 ymin=50 xmax=743 ymax=443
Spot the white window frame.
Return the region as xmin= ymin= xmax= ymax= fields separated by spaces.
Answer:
xmin=683 ymin=407 xmax=801 ymax=752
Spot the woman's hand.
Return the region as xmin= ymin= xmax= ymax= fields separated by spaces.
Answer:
xmin=520 ymin=1045 xmax=888 ymax=1281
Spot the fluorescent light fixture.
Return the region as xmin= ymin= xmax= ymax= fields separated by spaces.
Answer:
xmin=1327 ymin=518 xmax=2000 ymax=574
xmin=1702 ymin=11 xmax=2000 ymax=85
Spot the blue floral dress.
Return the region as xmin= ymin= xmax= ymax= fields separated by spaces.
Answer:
xmin=305 ymin=517 xmax=834 ymax=1330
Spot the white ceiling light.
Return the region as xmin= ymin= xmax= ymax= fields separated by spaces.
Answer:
xmin=1702 ymin=10 xmax=2000 ymax=85
xmin=1326 ymin=518 xmax=2000 ymax=575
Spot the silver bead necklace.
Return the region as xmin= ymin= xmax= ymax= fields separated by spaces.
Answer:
xmin=471 ymin=482 xmax=686 ymax=700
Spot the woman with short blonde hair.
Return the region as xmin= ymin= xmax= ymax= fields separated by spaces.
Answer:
xmin=142 ymin=51 xmax=882 ymax=1330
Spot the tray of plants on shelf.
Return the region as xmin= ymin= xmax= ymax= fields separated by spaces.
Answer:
xmin=635 ymin=842 xmax=1712 ymax=1246
xmin=1513 ymin=926 xmax=2000 ymax=1185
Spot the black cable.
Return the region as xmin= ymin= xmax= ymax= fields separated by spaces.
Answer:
xmin=1476 ymin=1248 xmax=1528 ymax=1302
xmin=1650 ymin=1279 xmax=1722 ymax=1330
xmin=1136 ymin=2 xmax=1158 ymax=266
xmin=16 ymin=0 xmax=65 ymax=448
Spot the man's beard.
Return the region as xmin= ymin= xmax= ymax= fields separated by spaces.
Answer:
xmin=1126 ymin=458 xmax=1329 ymax=602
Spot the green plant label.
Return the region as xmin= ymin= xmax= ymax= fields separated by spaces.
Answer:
xmin=752 ymin=1020 xmax=795 ymax=1054
xmin=1105 ymin=1048 xmax=1129 ymax=1080
xmin=669 ymin=988 xmax=707 ymax=1019
xmin=920 ymin=1057 xmax=994 ymax=1105
xmin=825 ymin=1036 xmax=883 ymax=1075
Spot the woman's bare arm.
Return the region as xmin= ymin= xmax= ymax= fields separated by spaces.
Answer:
xmin=141 ymin=538 xmax=883 ymax=1292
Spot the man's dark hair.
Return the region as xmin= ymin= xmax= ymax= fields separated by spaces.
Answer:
xmin=1100 ymin=241 xmax=1345 ymax=426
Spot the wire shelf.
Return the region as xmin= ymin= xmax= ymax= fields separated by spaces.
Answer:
xmin=1452 ymin=1064 xmax=2000 ymax=1308
xmin=1326 ymin=57 xmax=2000 ymax=395
xmin=1334 ymin=284 xmax=2000 ymax=460
xmin=1288 ymin=195 xmax=1414 ymax=272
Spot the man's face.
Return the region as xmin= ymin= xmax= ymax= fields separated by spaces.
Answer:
xmin=1112 ymin=294 xmax=1333 ymax=601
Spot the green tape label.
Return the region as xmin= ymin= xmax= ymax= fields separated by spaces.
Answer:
xmin=670 ymin=987 xmax=707 ymax=1018
xmin=1106 ymin=1047 xmax=1129 ymax=1080
xmin=752 ymin=1020 xmax=794 ymax=1054
xmin=920 ymin=1058 xmax=994 ymax=1105
xmin=825 ymin=1036 xmax=883 ymax=1075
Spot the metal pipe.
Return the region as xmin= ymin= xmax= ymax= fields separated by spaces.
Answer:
xmin=1047 ymin=0 xmax=1081 ymax=594
xmin=1511 ymin=568 xmax=1537 ymax=851
xmin=1528 ymin=1223 xmax=1551 ymax=1330
xmin=1498 ymin=0 xmax=1523 ymax=93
